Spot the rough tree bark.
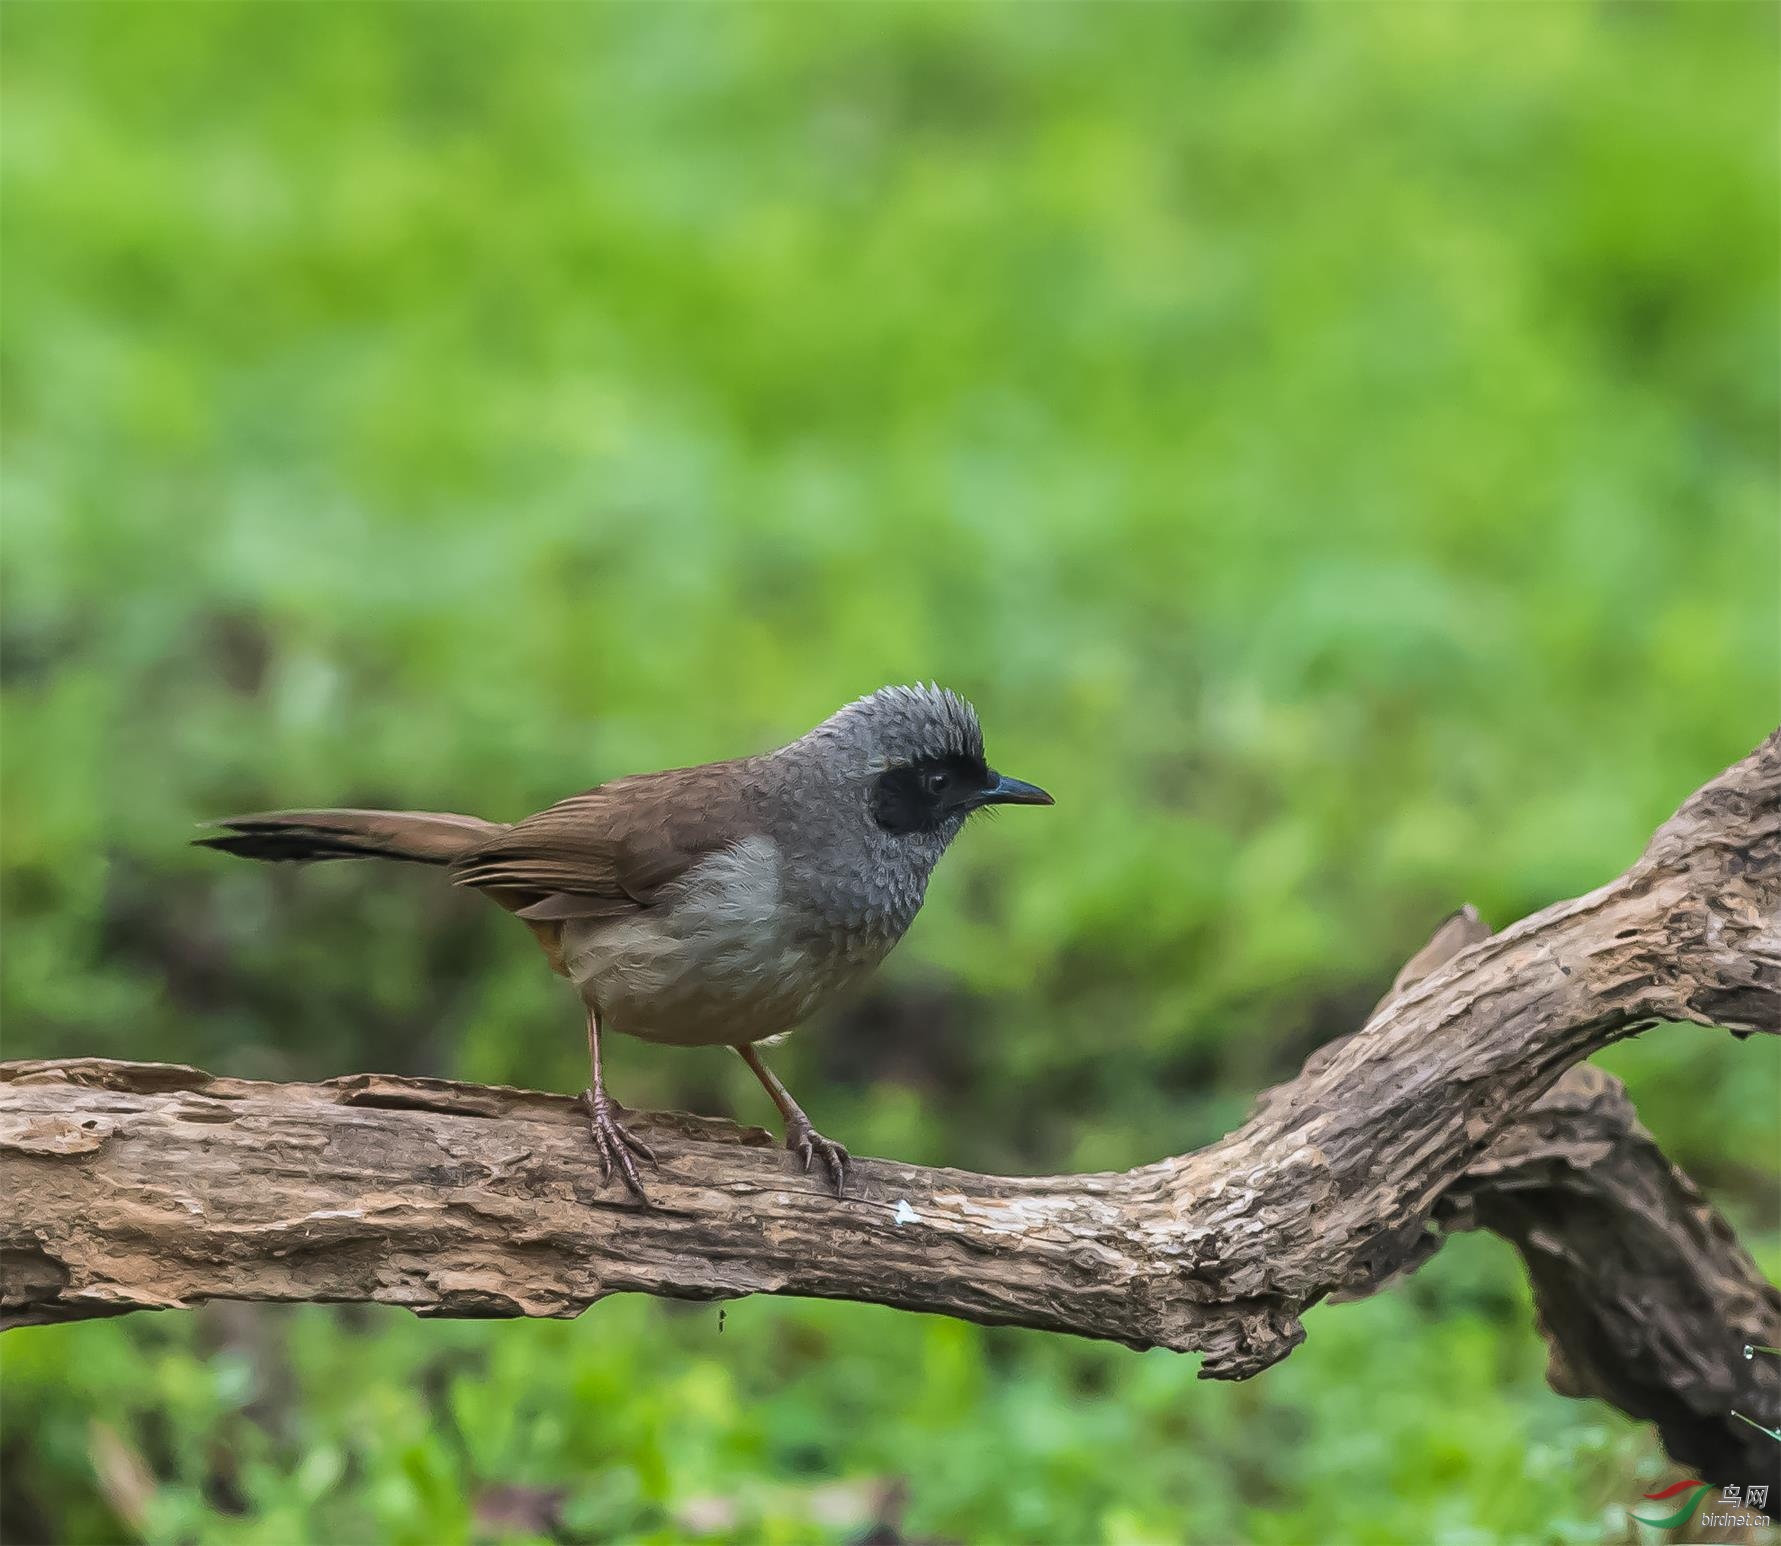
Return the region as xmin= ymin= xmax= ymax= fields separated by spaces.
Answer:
xmin=3 ymin=733 xmax=1777 ymax=1482
xmin=1323 ymin=905 xmax=1780 ymax=1484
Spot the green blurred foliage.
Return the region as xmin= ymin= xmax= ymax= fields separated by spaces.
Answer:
xmin=1 ymin=2 xmax=1775 ymax=1542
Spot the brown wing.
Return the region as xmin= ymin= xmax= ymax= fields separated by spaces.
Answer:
xmin=449 ymin=759 xmax=763 ymax=921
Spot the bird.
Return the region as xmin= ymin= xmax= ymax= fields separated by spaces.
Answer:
xmin=196 ymin=684 xmax=1052 ymax=1201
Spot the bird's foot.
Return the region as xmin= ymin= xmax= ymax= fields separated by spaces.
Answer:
xmin=578 ymin=1089 xmax=657 ymax=1202
xmin=785 ymin=1116 xmax=849 ymax=1198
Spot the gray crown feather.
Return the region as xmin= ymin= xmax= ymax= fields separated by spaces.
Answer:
xmin=812 ymin=683 xmax=984 ymax=768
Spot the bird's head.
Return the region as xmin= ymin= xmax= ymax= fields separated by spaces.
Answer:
xmin=804 ymin=684 xmax=1053 ymax=841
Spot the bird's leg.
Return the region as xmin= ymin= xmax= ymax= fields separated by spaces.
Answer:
xmin=579 ymin=1005 xmax=655 ymax=1200
xmin=733 ymin=1042 xmax=849 ymax=1198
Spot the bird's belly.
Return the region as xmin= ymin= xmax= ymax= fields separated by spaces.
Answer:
xmin=562 ymin=914 xmax=886 ymax=1046
xmin=558 ymin=837 xmax=898 ymax=1046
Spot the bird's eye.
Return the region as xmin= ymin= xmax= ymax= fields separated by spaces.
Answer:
xmin=921 ymin=769 xmax=950 ymax=798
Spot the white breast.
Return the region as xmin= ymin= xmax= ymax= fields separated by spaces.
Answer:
xmin=559 ymin=835 xmax=894 ymax=1046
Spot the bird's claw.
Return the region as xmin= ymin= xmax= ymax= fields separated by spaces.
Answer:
xmin=786 ymin=1116 xmax=849 ymax=1198
xmin=579 ymin=1089 xmax=657 ymax=1202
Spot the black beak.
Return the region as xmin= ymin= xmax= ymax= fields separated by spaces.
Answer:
xmin=979 ymin=771 xmax=1054 ymax=808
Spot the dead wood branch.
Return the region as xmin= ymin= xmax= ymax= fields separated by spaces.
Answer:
xmin=1324 ymin=904 xmax=1779 ymax=1483
xmin=3 ymin=732 xmax=1777 ymax=1477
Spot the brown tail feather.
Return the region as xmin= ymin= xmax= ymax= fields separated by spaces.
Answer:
xmin=196 ymin=808 xmax=506 ymax=866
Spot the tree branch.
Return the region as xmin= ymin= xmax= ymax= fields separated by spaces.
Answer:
xmin=1326 ymin=904 xmax=1780 ymax=1483
xmin=3 ymin=732 xmax=1777 ymax=1476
